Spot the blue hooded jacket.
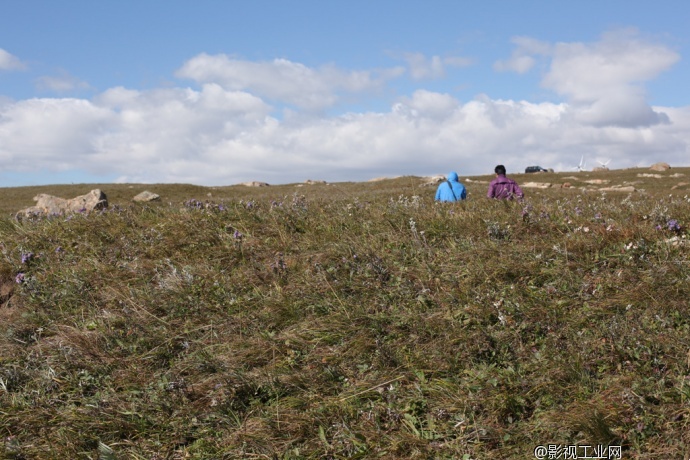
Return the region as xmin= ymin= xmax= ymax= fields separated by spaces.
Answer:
xmin=435 ymin=172 xmax=467 ymax=202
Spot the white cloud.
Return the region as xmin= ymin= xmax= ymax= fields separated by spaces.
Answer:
xmin=175 ymin=53 xmax=402 ymax=110
xmin=403 ymin=52 xmax=473 ymax=80
xmin=396 ymin=90 xmax=459 ymax=120
xmin=497 ymin=29 xmax=679 ymax=128
xmin=1 ymin=45 xmax=689 ymax=186
xmin=543 ymin=29 xmax=679 ymax=103
xmin=0 ymin=48 xmax=26 ymax=71
xmin=545 ymin=30 xmax=678 ymax=128
xmin=494 ymin=36 xmax=550 ymax=74
xmin=0 ymin=98 xmax=114 ymax=170
xmin=494 ymin=55 xmax=535 ymax=74
xmin=35 ymin=70 xmax=91 ymax=93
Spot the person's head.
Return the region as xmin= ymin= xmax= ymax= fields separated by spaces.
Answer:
xmin=494 ymin=165 xmax=506 ymax=175
xmin=447 ymin=171 xmax=459 ymax=181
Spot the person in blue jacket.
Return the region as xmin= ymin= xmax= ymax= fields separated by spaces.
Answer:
xmin=435 ymin=171 xmax=467 ymax=202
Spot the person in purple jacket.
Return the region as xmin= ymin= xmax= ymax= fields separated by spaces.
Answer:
xmin=487 ymin=165 xmax=524 ymax=200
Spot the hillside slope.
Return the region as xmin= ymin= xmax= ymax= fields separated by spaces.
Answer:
xmin=1 ymin=168 xmax=690 ymax=458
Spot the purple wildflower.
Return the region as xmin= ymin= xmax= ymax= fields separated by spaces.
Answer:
xmin=184 ymin=199 xmax=204 ymax=210
xmin=21 ymin=252 xmax=34 ymax=264
xmin=15 ymin=273 xmax=25 ymax=284
xmin=667 ymin=219 xmax=681 ymax=232
xmin=233 ymin=230 xmax=243 ymax=240
xmin=55 ymin=246 xmax=64 ymax=253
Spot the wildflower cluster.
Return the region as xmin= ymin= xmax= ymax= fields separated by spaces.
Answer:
xmin=183 ymin=199 xmax=228 ymax=212
xmin=390 ymin=194 xmax=423 ymax=209
xmin=666 ymin=219 xmax=681 ymax=232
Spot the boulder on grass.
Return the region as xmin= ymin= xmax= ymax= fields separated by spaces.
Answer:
xmin=650 ymin=162 xmax=671 ymax=172
xmin=522 ymin=182 xmax=552 ymax=189
xmin=17 ymin=189 xmax=108 ymax=218
xmin=599 ymin=185 xmax=637 ymax=193
xmin=420 ymin=175 xmax=446 ymax=187
xmin=133 ymin=191 xmax=160 ymax=202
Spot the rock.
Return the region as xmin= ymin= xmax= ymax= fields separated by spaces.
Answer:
xmin=599 ymin=186 xmax=637 ymax=193
xmin=133 ymin=191 xmax=160 ymax=202
xmin=561 ymin=182 xmax=572 ymax=188
xmin=18 ymin=189 xmax=108 ymax=217
xmin=368 ymin=176 xmax=401 ymax=182
xmin=671 ymin=182 xmax=689 ymax=190
xmin=522 ymin=182 xmax=552 ymax=189
xmin=420 ymin=175 xmax=446 ymax=187
xmin=584 ymin=179 xmax=610 ymax=185
xmin=670 ymin=173 xmax=686 ymax=177
xmin=241 ymin=181 xmax=270 ymax=187
xmin=637 ymin=173 xmax=663 ymax=178
xmin=304 ymin=179 xmax=327 ymax=185
xmin=664 ymin=236 xmax=689 ymax=247
xmin=424 ymin=174 xmax=446 ymax=183
xmin=650 ymin=162 xmax=671 ymax=171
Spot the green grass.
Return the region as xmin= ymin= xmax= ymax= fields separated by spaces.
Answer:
xmin=1 ymin=168 xmax=690 ymax=459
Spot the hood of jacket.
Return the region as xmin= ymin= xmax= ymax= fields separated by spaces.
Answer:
xmin=447 ymin=171 xmax=459 ymax=182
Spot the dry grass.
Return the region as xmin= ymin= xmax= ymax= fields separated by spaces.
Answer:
xmin=1 ymin=167 xmax=690 ymax=459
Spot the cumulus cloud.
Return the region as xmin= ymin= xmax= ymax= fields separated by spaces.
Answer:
xmin=395 ymin=90 xmax=459 ymax=120
xmin=497 ymin=29 xmax=679 ymax=128
xmin=2 ymin=84 xmax=688 ymax=185
xmin=176 ymin=53 xmax=403 ymax=110
xmin=0 ymin=48 xmax=26 ymax=71
xmin=543 ymin=30 xmax=678 ymax=101
xmin=546 ymin=31 xmax=678 ymax=128
xmin=0 ymin=37 xmax=689 ymax=186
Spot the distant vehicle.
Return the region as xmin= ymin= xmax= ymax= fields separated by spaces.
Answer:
xmin=525 ymin=166 xmax=548 ymax=173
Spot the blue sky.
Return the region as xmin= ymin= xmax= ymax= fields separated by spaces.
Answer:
xmin=1 ymin=0 xmax=689 ymax=186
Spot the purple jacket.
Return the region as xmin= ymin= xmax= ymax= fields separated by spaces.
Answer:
xmin=487 ymin=175 xmax=524 ymax=200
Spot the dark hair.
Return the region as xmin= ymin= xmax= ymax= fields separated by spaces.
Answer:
xmin=494 ymin=165 xmax=506 ymax=175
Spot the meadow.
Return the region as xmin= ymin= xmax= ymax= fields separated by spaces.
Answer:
xmin=1 ymin=168 xmax=690 ymax=459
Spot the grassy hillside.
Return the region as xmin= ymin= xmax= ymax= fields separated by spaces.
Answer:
xmin=1 ymin=168 xmax=690 ymax=459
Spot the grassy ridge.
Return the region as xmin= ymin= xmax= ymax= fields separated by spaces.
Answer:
xmin=1 ymin=169 xmax=690 ymax=459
